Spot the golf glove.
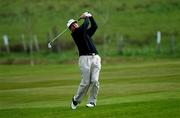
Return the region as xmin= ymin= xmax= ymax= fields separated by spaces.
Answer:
xmin=83 ymin=12 xmax=92 ymax=17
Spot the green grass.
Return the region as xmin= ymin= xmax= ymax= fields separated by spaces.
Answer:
xmin=0 ymin=0 xmax=180 ymax=41
xmin=0 ymin=100 xmax=180 ymax=118
xmin=0 ymin=0 xmax=180 ymax=60
xmin=0 ymin=59 xmax=180 ymax=118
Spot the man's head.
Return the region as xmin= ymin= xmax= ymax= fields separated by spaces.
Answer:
xmin=67 ymin=19 xmax=79 ymax=32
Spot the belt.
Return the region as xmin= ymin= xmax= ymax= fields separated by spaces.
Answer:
xmin=88 ymin=53 xmax=96 ymax=56
xmin=80 ymin=53 xmax=97 ymax=56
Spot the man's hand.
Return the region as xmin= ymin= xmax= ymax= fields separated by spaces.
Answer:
xmin=84 ymin=12 xmax=92 ymax=17
xmin=80 ymin=12 xmax=92 ymax=19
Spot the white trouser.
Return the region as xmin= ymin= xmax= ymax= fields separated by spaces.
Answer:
xmin=74 ymin=55 xmax=101 ymax=105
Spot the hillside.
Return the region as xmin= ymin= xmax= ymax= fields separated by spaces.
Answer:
xmin=0 ymin=0 xmax=180 ymax=64
xmin=0 ymin=0 xmax=180 ymax=42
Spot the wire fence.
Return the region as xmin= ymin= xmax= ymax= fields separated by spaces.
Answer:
xmin=0 ymin=31 xmax=179 ymax=65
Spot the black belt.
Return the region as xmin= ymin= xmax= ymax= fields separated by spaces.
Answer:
xmin=80 ymin=53 xmax=97 ymax=56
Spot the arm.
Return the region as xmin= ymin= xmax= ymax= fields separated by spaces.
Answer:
xmin=87 ymin=17 xmax=98 ymax=37
xmin=79 ymin=17 xmax=89 ymax=33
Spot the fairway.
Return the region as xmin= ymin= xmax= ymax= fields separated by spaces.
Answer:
xmin=0 ymin=59 xmax=180 ymax=118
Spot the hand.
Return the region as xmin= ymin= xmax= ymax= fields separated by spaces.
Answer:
xmin=83 ymin=12 xmax=92 ymax=17
xmin=80 ymin=12 xmax=92 ymax=19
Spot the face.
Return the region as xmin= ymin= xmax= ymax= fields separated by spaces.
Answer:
xmin=70 ymin=22 xmax=79 ymax=32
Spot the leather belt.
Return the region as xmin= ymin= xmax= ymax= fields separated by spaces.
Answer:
xmin=81 ymin=53 xmax=97 ymax=56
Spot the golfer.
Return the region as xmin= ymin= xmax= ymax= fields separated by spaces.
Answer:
xmin=67 ymin=12 xmax=101 ymax=110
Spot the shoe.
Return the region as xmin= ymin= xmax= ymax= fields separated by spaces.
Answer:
xmin=86 ymin=102 xmax=95 ymax=108
xmin=71 ymin=97 xmax=78 ymax=110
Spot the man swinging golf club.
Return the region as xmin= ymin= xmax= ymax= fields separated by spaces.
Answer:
xmin=67 ymin=12 xmax=101 ymax=110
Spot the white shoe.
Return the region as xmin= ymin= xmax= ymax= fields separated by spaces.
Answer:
xmin=86 ymin=103 xmax=95 ymax=108
xmin=71 ymin=102 xmax=77 ymax=110
xmin=71 ymin=98 xmax=78 ymax=110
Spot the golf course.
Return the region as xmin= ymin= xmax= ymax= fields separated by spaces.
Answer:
xmin=0 ymin=0 xmax=180 ymax=117
xmin=0 ymin=59 xmax=180 ymax=118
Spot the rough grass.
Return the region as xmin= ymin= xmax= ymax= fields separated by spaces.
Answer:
xmin=0 ymin=0 xmax=180 ymax=41
xmin=0 ymin=59 xmax=180 ymax=118
xmin=0 ymin=0 xmax=180 ymax=61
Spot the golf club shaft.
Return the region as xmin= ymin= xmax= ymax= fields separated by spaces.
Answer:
xmin=49 ymin=28 xmax=68 ymax=44
xmin=49 ymin=18 xmax=81 ymax=45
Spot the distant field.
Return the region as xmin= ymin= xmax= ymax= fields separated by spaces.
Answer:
xmin=0 ymin=59 xmax=180 ymax=118
xmin=0 ymin=0 xmax=180 ymax=41
xmin=0 ymin=0 xmax=180 ymax=59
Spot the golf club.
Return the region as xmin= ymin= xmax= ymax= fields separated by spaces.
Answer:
xmin=48 ymin=18 xmax=81 ymax=48
xmin=48 ymin=28 xmax=68 ymax=48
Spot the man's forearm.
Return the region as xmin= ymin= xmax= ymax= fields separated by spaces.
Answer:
xmin=81 ymin=17 xmax=89 ymax=30
xmin=89 ymin=17 xmax=97 ymax=28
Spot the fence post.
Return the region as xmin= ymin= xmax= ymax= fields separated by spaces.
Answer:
xmin=156 ymin=31 xmax=161 ymax=53
xmin=21 ymin=34 xmax=27 ymax=52
xmin=117 ymin=34 xmax=124 ymax=55
xmin=3 ymin=34 xmax=10 ymax=54
xmin=34 ymin=35 xmax=40 ymax=52
xmin=29 ymin=37 xmax=34 ymax=66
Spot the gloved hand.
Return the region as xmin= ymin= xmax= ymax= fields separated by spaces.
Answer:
xmin=83 ymin=12 xmax=92 ymax=17
xmin=80 ymin=12 xmax=92 ymax=19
